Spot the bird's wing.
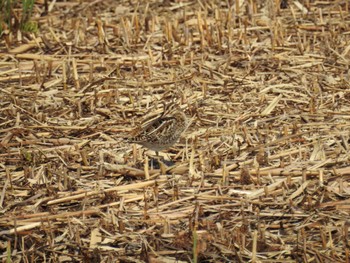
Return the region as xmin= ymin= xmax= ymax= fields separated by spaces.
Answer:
xmin=140 ymin=116 xmax=176 ymax=138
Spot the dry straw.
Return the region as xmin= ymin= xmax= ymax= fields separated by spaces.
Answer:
xmin=1 ymin=0 xmax=350 ymax=262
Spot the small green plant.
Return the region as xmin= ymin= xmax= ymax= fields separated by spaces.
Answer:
xmin=192 ymin=230 xmax=198 ymax=263
xmin=6 ymin=241 xmax=11 ymax=263
xmin=0 ymin=0 xmax=38 ymax=35
xmin=20 ymin=0 xmax=37 ymax=32
xmin=21 ymin=19 xmax=37 ymax=32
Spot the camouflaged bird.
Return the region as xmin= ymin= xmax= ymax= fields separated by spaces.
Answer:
xmin=129 ymin=103 xmax=189 ymax=155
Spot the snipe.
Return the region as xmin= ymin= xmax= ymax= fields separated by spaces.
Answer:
xmin=129 ymin=103 xmax=189 ymax=156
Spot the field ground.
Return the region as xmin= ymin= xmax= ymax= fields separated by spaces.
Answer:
xmin=1 ymin=0 xmax=350 ymax=262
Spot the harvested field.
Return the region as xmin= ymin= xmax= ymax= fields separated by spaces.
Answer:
xmin=1 ymin=0 xmax=350 ymax=262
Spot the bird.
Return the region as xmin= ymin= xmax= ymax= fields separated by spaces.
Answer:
xmin=129 ymin=102 xmax=190 ymax=157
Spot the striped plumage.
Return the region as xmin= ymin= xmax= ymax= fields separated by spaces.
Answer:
xmin=130 ymin=103 xmax=189 ymax=154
